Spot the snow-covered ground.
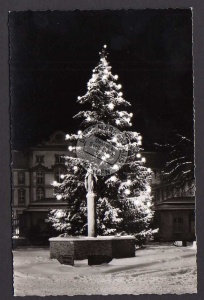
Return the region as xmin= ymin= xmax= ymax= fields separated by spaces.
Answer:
xmin=13 ymin=244 xmax=197 ymax=296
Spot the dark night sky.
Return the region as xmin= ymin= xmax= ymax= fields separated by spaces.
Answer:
xmin=9 ymin=9 xmax=193 ymax=150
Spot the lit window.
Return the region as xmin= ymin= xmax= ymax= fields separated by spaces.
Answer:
xmin=36 ymin=155 xmax=44 ymax=163
xmin=173 ymin=217 xmax=184 ymax=233
xmin=55 ymin=169 xmax=63 ymax=183
xmin=55 ymin=154 xmax=65 ymax=164
xmin=18 ymin=172 xmax=25 ymax=184
xmin=18 ymin=189 xmax=25 ymax=205
xmin=36 ymin=170 xmax=44 ymax=184
xmin=37 ymin=187 xmax=44 ymax=200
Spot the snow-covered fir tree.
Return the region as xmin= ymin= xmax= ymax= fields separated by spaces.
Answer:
xmin=47 ymin=45 xmax=157 ymax=243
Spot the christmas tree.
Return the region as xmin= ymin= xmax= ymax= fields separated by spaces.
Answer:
xmin=47 ymin=45 xmax=157 ymax=243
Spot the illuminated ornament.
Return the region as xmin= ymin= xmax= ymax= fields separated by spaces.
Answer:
xmin=136 ymin=153 xmax=141 ymax=158
xmin=66 ymin=134 xmax=70 ymax=140
xmin=118 ymin=92 xmax=123 ymax=96
xmin=60 ymin=174 xmax=65 ymax=179
xmin=68 ymin=146 xmax=73 ymax=151
xmin=141 ymin=157 xmax=146 ymax=163
xmin=138 ymin=141 xmax=142 ymax=146
xmin=108 ymin=103 xmax=114 ymax=110
xmin=124 ymin=189 xmax=130 ymax=195
xmin=77 ymin=96 xmax=81 ymax=100
xmin=114 ymin=75 xmax=118 ymax=80
xmin=53 ymin=181 xmax=58 ymax=186
xmin=56 ymin=195 xmax=62 ymax=201
xmin=110 ymin=175 xmax=117 ymax=182
xmin=56 ymin=210 xmax=63 ymax=218
xmin=138 ymin=135 xmax=142 ymax=140
xmin=130 ymin=113 xmax=133 ymax=117
xmin=117 ymin=84 xmax=122 ymax=89
xmin=78 ymin=130 xmax=82 ymax=135
xmin=129 ymin=123 xmax=132 ymax=126
xmin=104 ymin=45 xmax=107 ymax=48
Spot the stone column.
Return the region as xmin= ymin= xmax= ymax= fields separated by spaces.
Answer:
xmin=86 ymin=192 xmax=96 ymax=237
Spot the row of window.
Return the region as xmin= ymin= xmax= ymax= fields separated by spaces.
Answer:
xmin=17 ymin=187 xmax=45 ymax=204
xmin=36 ymin=154 xmax=65 ymax=164
xmin=17 ymin=168 xmax=64 ymax=185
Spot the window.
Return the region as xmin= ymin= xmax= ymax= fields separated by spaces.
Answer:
xmin=18 ymin=172 xmax=25 ymax=184
xmin=36 ymin=170 xmax=44 ymax=184
xmin=55 ymin=154 xmax=65 ymax=164
xmin=36 ymin=187 xmax=44 ymax=200
xmin=36 ymin=155 xmax=44 ymax=163
xmin=173 ymin=217 xmax=184 ymax=233
xmin=18 ymin=189 xmax=25 ymax=205
xmin=55 ymin=168 xmax=63 ymax=183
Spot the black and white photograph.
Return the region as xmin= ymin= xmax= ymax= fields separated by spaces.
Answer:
xmin=9 ymin=9 xmax=196 ymax=296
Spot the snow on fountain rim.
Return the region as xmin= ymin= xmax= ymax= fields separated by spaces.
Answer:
xmin=49 ymin=235 xmax=135 ymax=242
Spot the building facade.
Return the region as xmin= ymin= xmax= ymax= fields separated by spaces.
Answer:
xmin=147 ymin=152 xmax=195 ymax=242
xmin=12 ymin=131 xmax=73 ymax=244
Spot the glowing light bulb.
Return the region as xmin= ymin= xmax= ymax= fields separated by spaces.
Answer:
xmin=87 ymin=117 xmax=91 ymax=121
xmin=142 ymin=157 xmax=146 ymax=163
xmin=113 ymin=164 xmax=119 ymax=170
xmin=104 ymin=45 xmax=107 ymax=48
xmin=114 ymin=75 xmax=118 ymax=80
xmin=130 ymin=113 xmax=133 ymax=117
xmin=66 ymin=134 xmax=70 ymax=140
xmin=53 ymin=181 xmax=58 ymax=186
xmin=77 ymin=96 xmax=81 ymax=100
xmin=110 ymin=175 xmax=117 ymax=182
xmin=78 ymin=130 xmax=82 ymax=135
xmin=118 ymin=92 xmax=123 ymax=96
xmin=60 ymin=174 xmax=65 ymax=179
xmin=136 ymin=153 xmax=141 ymax=158
xmin=56 ymin=210 xmax=63 ymax=218
xmin=138 ymin=136 xmax=142 ymax=140
xmin=108 ymin=103 xmax=114 ymax=110
xmin=118 ymin=84 xmax=122 ymax=89
xmin=124 ymin=189 xmax=130 ymax=195
xmin=68 ymin=146 xmax=73 ymax=151
xmin=56 ymin=195 xmax=62 ymax=201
